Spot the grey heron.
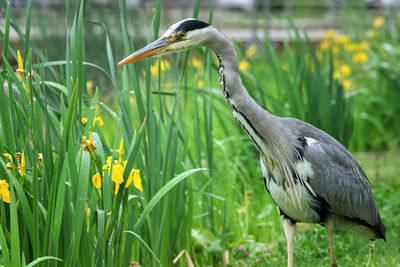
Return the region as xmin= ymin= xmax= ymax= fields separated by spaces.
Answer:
xmin=119 ymin=18 xmax=386 ymax=267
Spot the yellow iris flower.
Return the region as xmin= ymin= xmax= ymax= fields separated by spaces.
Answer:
xmin=245 ymin=44 xmax=257 ymax=58
xmin=93 ymin=117 xmax=104 ymax=129
xmin=93 ymin=137 xmax=143 ymax=193
xmin=132 ymin=169 xmax=143 ymax=192
xmin=16 ymin=50 xmax=25 ymax=78
xmin=340 ymin=64 xmax=351 ymax=77
xmin=239 ymin=60 xmax=250 ymax=71
xmin=191 ymin=57 xmax=202 ymax=69
xmin=81 ymin=117 xmax=88 ymax=125
xmin=2 ymin=153 xmax=12 ymax=161
xmin=19 ymin=151 xmax=25 ymax=177
xmin=352 ymin=51 xmax=368 ymax=64
xmin=197 ymin=79 xmax=204 ymax=88
xmin=0 ymin=180 xmax=10 ymax=203
xmin=112 ymin=163 xmax=125 ymax=195
xmin=373 ymin=16 xmax=385 ymax=29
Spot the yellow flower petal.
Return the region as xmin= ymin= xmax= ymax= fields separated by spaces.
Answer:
xmin=245 ymin=44 xmax=257 ymax=58
xmin=20 ymin=151 xmax=25 ymax=177
xmin=114 ymin=183 xmax=120 ymax=195
xmin=352 ymin=51 xmax=368 ymax=64
xmin=197 ymin=79 xmax=204 ymax=88
xmin=340 ymin=64 xmax=351 ymax=77
xmin=0 ymin=180 xmax=10 ymax=203
xmin=373 ymin=16 xmax=385 ymax=29
xmin=17 ymin=50 xmax=25 ymax=77
xmin=336 ymin=35 xmax=350 ymax=44
xmin=111 ymin=163 xmax=124 ymax=185
xmin=342 ymin=79 xmax=353 ymax=91
xmin=93 ymin=117 xmax=104 ymax=128
xmin=239 ymin=60 xmax=250 ymax=71
xmin=2 ymin=153 xmax=12 ymax=161
xmin=191 ymin=57 xmax=202 ymax=69
xmin=0 ymin=180 xmax=9 ymax=190
xmin=2 ymin=190 xmax=10 ymax=203
xmin=81 ymin=117 xmax=88 ymax=125
xmin=323 ymin=29 xmax=336 ymax=40
xmin=161 ymin=59 xmax=170 ymax=70
xmin=92 ymin=172 xmax=102 ymax=188
xmin=86 ymin=80 xmax=94 ymax=91
xmin=151 ymin=63 xmax=159 ymax=76
xmin=319 ymin=40 xmax=330 ymax=51
xmin=126 ymin=171 xmax=133 ymax=188
xmin=103 ymin=156 xmax=113 ymax=171
xmin=133 ymin=169 xmax=143 ymax=192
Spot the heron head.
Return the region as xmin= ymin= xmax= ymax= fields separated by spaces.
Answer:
xmin=118 ymin=18 xmax=211 ymax=65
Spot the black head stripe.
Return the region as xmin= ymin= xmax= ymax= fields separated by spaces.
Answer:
xmin=176 ymin=19 xmax=210 ymax=33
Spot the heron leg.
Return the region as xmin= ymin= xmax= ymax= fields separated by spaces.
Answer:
xmin=282 ymin=216 xmax=296 ymax=267
xmin=326 ymin=220 xmax=337 ymax=267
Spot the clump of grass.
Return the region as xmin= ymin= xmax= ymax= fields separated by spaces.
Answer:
xmin=1 ymin=0 xmax=399 ymax=266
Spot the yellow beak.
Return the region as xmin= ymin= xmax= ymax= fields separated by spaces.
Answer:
xmin=118 ymin=38 xmax=170 ymax=66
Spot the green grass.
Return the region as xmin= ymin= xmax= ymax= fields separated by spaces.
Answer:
xmin=1 ymin=0 xmax=400 ymax=266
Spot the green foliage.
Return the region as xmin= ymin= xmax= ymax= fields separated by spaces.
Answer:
xmin=0 ymin=1 xmax=399 ymax=267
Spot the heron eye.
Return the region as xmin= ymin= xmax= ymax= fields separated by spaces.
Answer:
xmin=178 ymin=32 xmax=186 ymax=38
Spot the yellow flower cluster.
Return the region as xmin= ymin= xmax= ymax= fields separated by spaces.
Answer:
xmin=333 ymin=63 xmax=354 ymax=91
xmin=82 ymin=132 xmax=97 ymax=151
xmin=81 ymin=116 xmax=104 ymax=129
xmin=2 ymin=152 xmax=26 ymax=177
xmin=150 ymin=59 xmax=171 ymax=76
xmin=352 ymin=51 xmax=368 ymax=64
xmin=319 ymin=29 xmax=370 ymax=65
xmin=0 ymin=150 xmax=41 ymax=203
xmin=92 ymin=138 xmax=143 ymax=194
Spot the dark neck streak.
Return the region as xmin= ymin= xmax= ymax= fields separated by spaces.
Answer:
xmin=216 ymin=54 xmax=266 ymax=157
xmin=216 ymin=55 xmax=231 ymax=105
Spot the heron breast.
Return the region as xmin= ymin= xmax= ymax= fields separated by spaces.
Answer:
xmin=261 ymin=158 xmax=320 ymax=223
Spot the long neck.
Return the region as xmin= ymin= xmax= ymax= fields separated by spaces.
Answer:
xmin=206 ymin=28 xmax=302 ymax=189
xmin=206 ymin=29 xmax=288 ymax=161
xmin=206 ymin=29 xmax=272 ymax=123
xmin=212 ymin=35 xmax=250 ymax=107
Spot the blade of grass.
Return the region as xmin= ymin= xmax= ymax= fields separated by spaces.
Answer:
xmin=23 ymin=0 xmax=32 ymax=65
xmin=133 ymin=168 xmax=206 ymax=231
xmin=124 ymin=231 xmax=162 ymax=267
xmin=0 ymin=211 xmax=11 ymax=266
xmin=2 ymin=1 xmax=10 ymax=69
xmin=9 ymin=179 xmax=21 ymax=267
xmin=26 ymin=256 xmax=63 ymax=267
xmin=64 ymin=150 xmax=90 ymax=266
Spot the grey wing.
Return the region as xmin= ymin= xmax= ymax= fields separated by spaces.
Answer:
xmin=302 ymin=138 xmax=385 ymax=235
